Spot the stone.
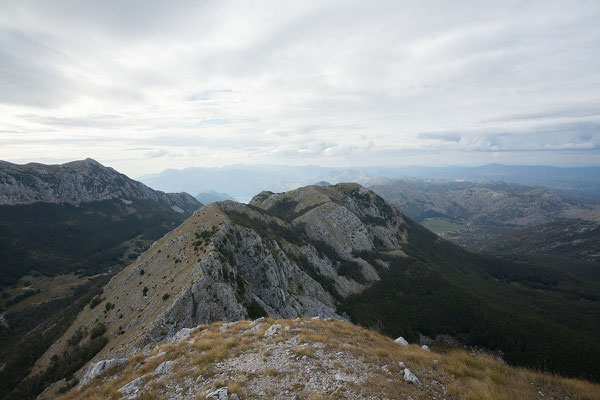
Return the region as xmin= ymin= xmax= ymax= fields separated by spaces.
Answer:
xmin=168 ymin=327 xmax=195 ymax=343
xmin=395 ymin=337 xmax=409 ymax=346
xmin=206 ymin=387 xmax=228 ymax=400
xmin=117 ymin=374 xmax=148 ymax=396
xmin=264 ymin=323 xmax=281 ymax=337
xmin=421 ymin=345 xmax=430 ymax=352
xmin=404 ymin=368 xmax=421 ymax=385
xmin=79 ymin=358 xmax=127 ymax=386
xmin=154 ymin=360 xmax=176 ymax=375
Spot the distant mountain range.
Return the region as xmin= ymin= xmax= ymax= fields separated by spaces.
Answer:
xmin=138 ymin=163 xmax=600 ymax=204
xmin=368 ymin=179 xmax=600 ymax=247
xmin=195 ymin=190 xmax=236 ymax=204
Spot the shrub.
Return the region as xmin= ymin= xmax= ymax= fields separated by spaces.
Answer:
xmin=162 ymin=293 xmax=170 ymax=301
xmin=89 ymin=295 xmax=103 ymax=309
xmin=90 ymin=323 xmax=106 ymax=340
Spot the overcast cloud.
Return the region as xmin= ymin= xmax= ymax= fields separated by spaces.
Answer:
xmin=0 ymin=0 xmax=599 ymax=176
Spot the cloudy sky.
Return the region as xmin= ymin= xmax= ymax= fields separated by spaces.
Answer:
xmin=1 ymin=0 xmax=599 ymax=177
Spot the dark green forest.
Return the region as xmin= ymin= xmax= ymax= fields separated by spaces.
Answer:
xmin=0 ymin=199 xmax=191 ymax=285
xmin=342 ymin=219 xmax=600 ymax=382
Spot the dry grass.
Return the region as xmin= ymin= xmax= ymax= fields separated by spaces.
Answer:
xmin=55 ymin=318 xmax=600 ymax=400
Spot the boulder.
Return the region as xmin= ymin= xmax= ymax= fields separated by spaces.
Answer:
xmin=206 ymin=387 xmax=229 ymax=400
xmin=154 ymin=360 xmax=176 ymax=375
xmin=394 ymin=337 xmax=408 ymax=346
xmin=264 ymin=323 xmax=281 ymax=337
xmin=403 ymin=368 xmax=421 ymax=385
xmin=168 ymin=327 xmax=195 ymax=343
xmin=117 ymin=374 xmax=148 ymax=396
xmin=421 ymin=345 xmax=430 ymax=352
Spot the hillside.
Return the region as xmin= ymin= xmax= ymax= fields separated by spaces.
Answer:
xmin=368 ymin=179 xmax=600 ymax=246
xmin=9 ymin=183 xmax=599 ymax=399
xmin=474 ymin=219 xmax=600 ymax=263
xmin=53 ymin=318 xmax=600 ymax=400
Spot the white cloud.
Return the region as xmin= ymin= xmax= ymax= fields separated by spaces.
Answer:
xmin=0 ymin=0 xmax=599 ymax=176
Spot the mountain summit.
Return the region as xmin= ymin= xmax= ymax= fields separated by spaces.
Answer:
xmin=0 ymin=158 xmax=198 ymax=211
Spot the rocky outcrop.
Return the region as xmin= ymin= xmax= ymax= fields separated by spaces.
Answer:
xmin=79 ymin=358 xmax=128 ymax=387
xmin=0 ymin=158 xmax=200 ymax=211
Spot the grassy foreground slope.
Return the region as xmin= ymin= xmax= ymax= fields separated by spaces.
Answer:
xmin=56 ymin=318 xmax=600 ymax=400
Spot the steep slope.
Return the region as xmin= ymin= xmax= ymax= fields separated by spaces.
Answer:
xmin=15 ymin=184 xmax=600 ymax=399
xmin=369 ymin=179 xmax=600 ymax=246
xmin=55 ymin=318 xmax=600 ymax=400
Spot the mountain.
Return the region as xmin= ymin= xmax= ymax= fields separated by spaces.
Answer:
xmin=139 ymin=163 xmax=600 ymax=205
xmin=195 ymin=190 xmax=237 ymax=204
xmin=10 ymin=183 xmax=600 ymax=399
xmin=474 ymin=219 xmax=600 ymax=263
xmin=368 ymin=179 xmax=600 ymax=246
xmin=51 ymin=318 xmax=600 ymax=400
xmin=0 ymin=158 xmax=198 ymax=210
xmin=0 ymin=159 xmax=202 ymax=285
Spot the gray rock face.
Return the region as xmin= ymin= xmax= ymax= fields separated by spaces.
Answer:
xmin=0 ymin=158 xmax=200 ymax=211
xmin=78 ymin=358 xmax=127 ymax=386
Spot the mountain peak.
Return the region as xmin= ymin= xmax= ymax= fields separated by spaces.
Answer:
xmin=0 ymin=159 xmax=200 ymax=211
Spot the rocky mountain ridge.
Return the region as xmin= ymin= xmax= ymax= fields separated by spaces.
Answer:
xmin=49 ymin=318 xmax=600 ymax=400
xmin=31 ymin=183 xmax=406 ymax=375
xmin=0 ymin=158 xmax=199 ymax=212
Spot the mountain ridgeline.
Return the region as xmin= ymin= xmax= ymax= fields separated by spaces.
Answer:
xmin=0 ymin=159 xmax=201 ymax=285
xmin=14 ymin=182 xmax=598 ymax=400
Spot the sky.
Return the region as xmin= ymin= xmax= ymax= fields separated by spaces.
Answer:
xmin=0 ymin=0 xmax=599 ymax=177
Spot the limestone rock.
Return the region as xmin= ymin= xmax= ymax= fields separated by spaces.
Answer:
xmin=78 ymin=358 xmax=127 ymax=386
xmin=395 ymin=337 xmax=409 ymax=346
xmin=404 ymin=368 xmax=421 ymax=385
xmin=206 ymin=387 xmax=229 ymax=400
